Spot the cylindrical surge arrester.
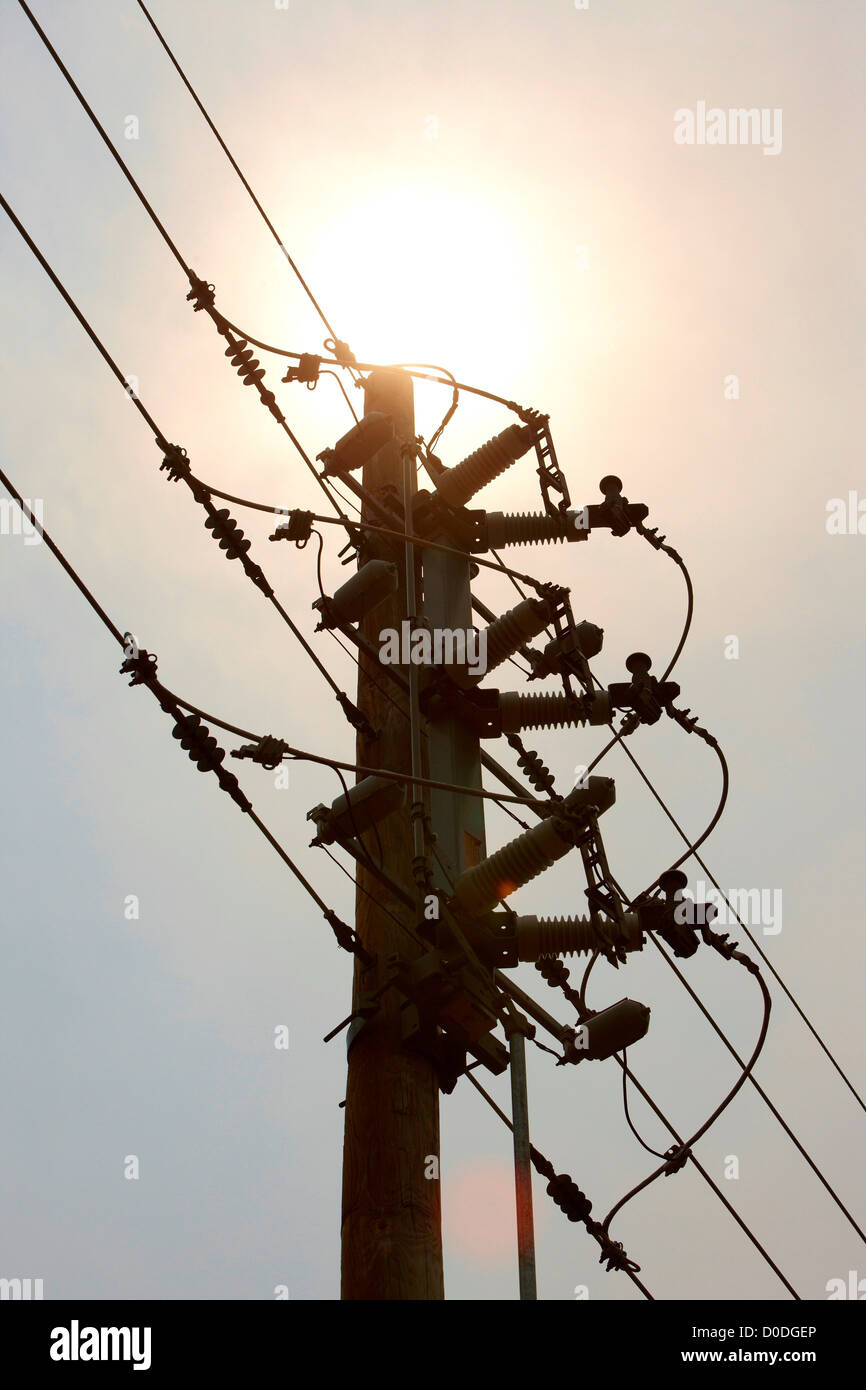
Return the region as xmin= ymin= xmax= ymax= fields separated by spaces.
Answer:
xmin=451 ymin=816 xmax=577 ymax=916
xmin=313 ymin=559 xmax=398 ymax=629
xmin=482 ymin=598 xmax=550 ymax=676
xmin=499 ymin=690 xmax=611 ymax=734
xmin=434 ymin=424 xmax=534 ymax=508
xmin=514 ymin=910 xmax=642 ymax=960
xmin=485 ymin=510 xmax=587 ymax=549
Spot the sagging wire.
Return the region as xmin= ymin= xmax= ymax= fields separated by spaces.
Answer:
xmin=464 ymin=1070 xmax=653 ymax=1298
xmin=16 ymin=1 xmax=353 ymax=527
xmin=601 ymin=931 xmax=772 ymax=1240
xmin=0 ymin=189 xmax=374 ymax=739
xmin=14 ymin=0 xmax=864 ymax=1264
xmin=531 ymin=949 xmax=801 ymax=1298
xmin=620 ymin=1049 xmax=667 ymax=1160
xmin=0 ymin=465 xmax=370 ymax=964
xmin=133 ymin=0 xmax=363 ymax=383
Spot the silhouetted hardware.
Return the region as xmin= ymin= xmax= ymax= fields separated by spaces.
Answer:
xmin=387 ymin=948 xmax=509 ymax=1092
xmin=478 ymin=475 xmax=649 ymax=551
xmin=313 ymin=559 xmax=399 ymax=630
xmin=525 ymin=411 xmax=572 ymax=516
xmin=635 ymin=869 xmax=715 ymax=958
xmin=574 ymin=998 xmax=651 ymax=1062
xmin=476 ymin=597 xmax=550 ymax=677
xmin=119 ymin=645 xmax=157 ymax=687
xmin=527 ymin=620 xmax=604 ymax=681
xmin=449 ymin=778 xmax=614 ymax=918
xmin=608 ymin=652 xmax=680 ymax=726
xmin=282 ymin=353 xmax=322 ymax=385
xmin=307 ymin=774 xmax=405 ymax=846
xmin=316 ymin=412 xmax=393 ymax=477
xmin=269 ymin=509 xmax=314 ymax=545
xmin=232 ymin=736 xmax=290 ymax=771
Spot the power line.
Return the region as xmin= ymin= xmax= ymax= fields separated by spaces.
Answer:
xmin=134 ymin=0 xmax=361 ymax=378
xmin=610 ymin=712 xmax=866 ymax=1121
xmin=464 ymin=1070 xmax=654 ymax=1300
xmin=6 ymin=12 xmax=859 ymax=1287
xmin=210 ymin=312 xmax=537 ymax=420
xmin=648 ymin=933 xmax=866 ymax=1247
xmin=0 ymin=188 xmax=372 ymax=733
xmin=578 ymin=711 xmax=866 ymax=1246
xmin=17 ymin=0 xmax=188 ymax=271
xmin=583 ymin=663 xmax=866 ymax=1130
xmin=536 ymin=943 xmax=800 ymax=1299
xmin=14 ymin=0 xmax=351 ymax=526
xmin=0 ymin=462 xmax=366 ymax=960
xmin=614 ymin=1050 xmax=800 ymax=1298
xmin=601 ymin=938 xmax=772 ymax=1237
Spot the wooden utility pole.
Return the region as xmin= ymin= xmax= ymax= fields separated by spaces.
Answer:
xmin=340 ymin=369 xmax=444 ymax=1300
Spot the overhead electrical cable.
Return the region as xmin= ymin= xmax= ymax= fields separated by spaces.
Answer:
xmin=134 ymin=0 xmax=362 ymax=380
xmin=0 ymin=189 xmax=372 ymax=734
xmin=0 ymin=463 xmax=368 ymax=962
xmin=14 ymin=0 xmax=352 ymax=526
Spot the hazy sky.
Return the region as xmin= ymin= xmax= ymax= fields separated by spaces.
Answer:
xmin=0 ymin=0 xmax=863 ymax=1301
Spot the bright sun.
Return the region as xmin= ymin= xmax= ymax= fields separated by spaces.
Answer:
xmin=306 ymin=182 xmax=532 ymax=375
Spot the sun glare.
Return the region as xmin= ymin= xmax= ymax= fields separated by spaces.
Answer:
xmin=307 ymin=182 xmax=532 ymax=375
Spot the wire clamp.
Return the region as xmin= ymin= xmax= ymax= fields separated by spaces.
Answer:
xmin=336 ymin=691 xmax=378 ymax=741
xmin=158 ymin=441 xmax=192 ymax=484
xmin=119 ymin=645 xmax=158 ymax=687
xmin=324 ymin=337 xmax=357 ymax=366
xmin=595 ymin=1232 xmax=641 ymax=1274
xmin=270 ymin=510 xmax=314 ymax=545
xmin=231 ymin=735 xmax=290 ymax=771
xmin=186 ymin=271 xmax=215 ymax=312
xmin=282 ymin=354 xmax=321 ymax=385
xmin=662 ymin=1143 xmax=691 ymax=1176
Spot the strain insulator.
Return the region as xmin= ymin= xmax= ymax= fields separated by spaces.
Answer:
xmin=545 ymin=1172 xmax=593 ymax=1223
xmin=201 ymin=503 xmax=274 ymax=597
xmin=171 ymin=712 xmax=225 ymax=773
xmin=224 ymin=339 xmax=266 ymax=386
xmin=480 ymin=598 xmax=549 ymax=675
xmin=506 ymin=734 xmax=557 ymax=797
xmin=485 ymin=510 xmax=585 ymax=548
xmin=204 ymin=506 xmax=252 ymax=560
xmin=434 ymin=424 xmax=534 ymax=508
xmin=215 ymin=327 xmax=284 ymax=423
xmin=535 ymin=957 xmax=571 ymax=989
xmin=451 ymin=816 xmax=577 ymax=916
xmin=499 ymin=690 xmax=610 ymax=734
